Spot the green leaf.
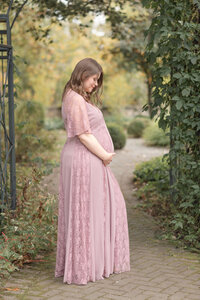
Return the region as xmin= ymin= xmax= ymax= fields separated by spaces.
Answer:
xmin=175 ymin=221 xmax=183 ymax=230
xmin=179 ymin=202 xmax=193 ymax=209
xmin=142 ymin=104 xmax=149 ymax=112
xmin=182 ymin=88 xmax=190 ymax=97
xmin=172 ymin=96 xmax=180 ymax=101
xmin=173 ymin=73 xmax=181 ymax=79
xmin=176 ymin=101 xmax=183 ymax=110
xmin=191 ymin=57 xmax=197 ymax=65
xmin=160 ymin=67 xmax=171 ymax=77
xmin=192 ymin=185 xmax=199 ymax=190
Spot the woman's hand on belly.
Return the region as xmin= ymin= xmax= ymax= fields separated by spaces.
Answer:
xmin=102 ymin=152 xmax=116 ymax=166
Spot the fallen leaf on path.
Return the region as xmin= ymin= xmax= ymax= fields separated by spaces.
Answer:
xmin=3 ymin=288 xmax=20 ymax=291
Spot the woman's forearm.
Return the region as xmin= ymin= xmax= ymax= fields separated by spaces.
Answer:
xmin=78 ymin=133 xmax=108 ymax=160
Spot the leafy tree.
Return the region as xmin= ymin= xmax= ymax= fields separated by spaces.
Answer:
xmin=1 ymin=0 xmax=130 ymax=40
xmin=9 ymin=4 xmax=138 ymax=112
xmin=1 ymin=0 xmax=145 ymax=111
xmin=104 ymin=1 xmax=154 ymax=117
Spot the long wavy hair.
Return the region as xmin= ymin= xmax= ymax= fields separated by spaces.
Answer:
xmin=62 ymin=58 xmax=103 ymax=106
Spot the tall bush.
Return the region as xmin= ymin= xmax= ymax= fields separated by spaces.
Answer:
xmin=15 ymin=100 xmax=54 ymax=161
xmin=107 ymin=122 xmax=126 ymax=149
xmin=0 ymin=166 xmax=57 ymax=284
xmin=127 ymin=119 xmax=146 ymax=138
xmin=142 ymin=121 xmax=170 ymax=146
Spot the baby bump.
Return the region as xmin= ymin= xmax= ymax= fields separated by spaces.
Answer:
xmin=94 ymin=126 xmax=114 ymax=153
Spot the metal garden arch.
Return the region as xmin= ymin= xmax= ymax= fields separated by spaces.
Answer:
xmin=0 ymin=0 xmax=23 ymax=211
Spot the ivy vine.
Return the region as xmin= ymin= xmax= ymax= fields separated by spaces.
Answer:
xmin=142 ymin=0 xmax=200 ymax=249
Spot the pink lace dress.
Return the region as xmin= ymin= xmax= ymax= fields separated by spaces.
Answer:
xmin=55 ymin=89 xmax=130 ymax=285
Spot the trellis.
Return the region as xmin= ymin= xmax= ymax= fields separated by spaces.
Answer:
xmin=0 ymin=1 xmax=16 ymax=211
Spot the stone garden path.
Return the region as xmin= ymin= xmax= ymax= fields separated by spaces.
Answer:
xmin=1 ymin=138 xmax=200 ymax=300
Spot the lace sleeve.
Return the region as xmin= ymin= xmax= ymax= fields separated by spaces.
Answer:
xmin=62 ymin=91 xmax=92 ymax=138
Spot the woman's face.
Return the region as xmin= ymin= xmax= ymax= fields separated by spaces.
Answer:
xmin=82 ymin=73 xmax=100 ymax=93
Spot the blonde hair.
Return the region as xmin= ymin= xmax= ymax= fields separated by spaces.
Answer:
xmin=62 ymin=58 xmax=103 ymax=105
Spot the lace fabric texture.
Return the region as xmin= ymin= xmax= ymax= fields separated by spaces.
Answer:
xmin=65 ymin=141 xmax=92 ymax=284
xmin=55 ymin=89 xmax=130 ymax=284
xmin=62 ymin=90 xmax=92 ymax=138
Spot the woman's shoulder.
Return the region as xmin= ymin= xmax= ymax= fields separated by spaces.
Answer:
xmin=63 ymin=88 xmax=85 ymax=103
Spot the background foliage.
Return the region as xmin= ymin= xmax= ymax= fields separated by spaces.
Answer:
xmin=0 ymin=0 xmax=149 ymax=112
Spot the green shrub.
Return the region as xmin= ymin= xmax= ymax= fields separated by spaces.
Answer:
xmin=44 ymin=117 xmax=64 ymax=131
xmin=15 ymin=101 xmax=55 ymax=161
xmin=104 ymin=114 xmax=130 ymax=130
xmin=15 ymin=100 xmax=45 ymax=132
xmin=0 ymin=166 xmax=57 ymax=285
xmin=15 ymin=128 xmax=56 ymax=162
xmin=133 ymin=155 xmax=200 ymax=251
xmin=127 ymin=117 xmax=150 ymax=137
xmin=142 ymin=122 xmax=170 ymax=147
xmin=107 ymin=122 xmax=126 ymax=150
xmin=133 ymin=155 xmax=172 ymax=222
xmin=134 ymin=156 xmax=169 ymax=183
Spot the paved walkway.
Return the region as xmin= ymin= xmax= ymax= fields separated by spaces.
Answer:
xmin=1 ymin=138 xmax=200 ymax=300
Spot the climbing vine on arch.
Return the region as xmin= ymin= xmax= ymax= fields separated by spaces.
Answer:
xmin=142 ymin=0 xmax=200 ymax=249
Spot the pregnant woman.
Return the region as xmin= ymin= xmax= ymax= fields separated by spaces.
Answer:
xmin=55 ymin=57 xmax=130 ymax=285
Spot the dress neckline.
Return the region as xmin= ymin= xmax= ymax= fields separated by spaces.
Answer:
xmin=86 ymin=101 xmax=101 ymax=111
